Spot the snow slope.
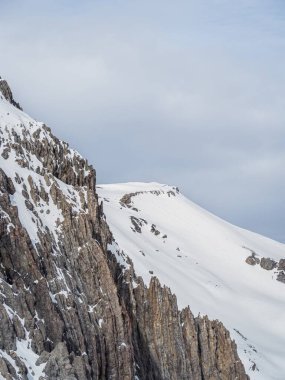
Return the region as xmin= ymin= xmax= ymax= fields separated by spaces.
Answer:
xmin=98 ymin=182 xmax=285 ymax=380
xmin=0 ymin=85 xmax=90 ymax=379
xmin=0 ymin=86 xmax=90 ymax=249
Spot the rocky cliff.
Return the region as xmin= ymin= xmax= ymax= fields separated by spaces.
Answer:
xmin=0 ymin=79 xmax=22 ymax=110
xmin=0 ymin=79 xmax=248 ymax=379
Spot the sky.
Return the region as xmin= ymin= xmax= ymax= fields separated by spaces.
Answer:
xmin=0 ymin=0 xmax=284 ymax=242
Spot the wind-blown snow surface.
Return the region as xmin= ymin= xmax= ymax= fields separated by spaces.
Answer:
xmin=98 ymin=182 xmax=285 ymax=380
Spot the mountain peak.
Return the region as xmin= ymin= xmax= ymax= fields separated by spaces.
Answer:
xmin=0 ymin=79 xmax=249 ymax=379
xmin=0 ymin=79 xmax=250 ymax=380
xmin=0 ymin=77 xmax=22 ymax=110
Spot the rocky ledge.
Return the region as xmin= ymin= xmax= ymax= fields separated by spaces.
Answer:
xmin=245 ymin=249 xmax=285 ymax=284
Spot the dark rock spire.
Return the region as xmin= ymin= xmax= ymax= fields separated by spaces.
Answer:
xmin=0 ymin=77 xmax=22 ymax=110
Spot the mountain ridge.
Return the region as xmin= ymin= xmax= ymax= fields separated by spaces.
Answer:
xmin=98 ymin=181 xmax=285 ymax=380
xmin=0 ymin=79 xmax=249 ymax=379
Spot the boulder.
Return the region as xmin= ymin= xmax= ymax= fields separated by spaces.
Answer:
xmin=278 ymin=259 xmax=285 ymax=271
xmin=245 ymin=255 xmax=260 ymax=266
xmin=260 ymin=258 xmax=277 ymax=271
xmin=277 ymin=271 xmax=285 ymax=284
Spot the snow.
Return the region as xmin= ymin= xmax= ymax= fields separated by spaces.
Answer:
xmin=0 ymin=91 xmax=88 ymax=251
xmin=16 ymin=339 xmax=45 ymax=380
xmin=0 ymin=302 xmax=45 ymax=379
xmin=0 ymin=348 xmax=18 ymax=373
xmin=98 ymin=182 xmax=285 ymax=380
xmin=0 ymin=85 xmax=92 ymax=379
xmin=107 ymin=241 xmax=130 ymax=269
xmin=0 ymin=95 xmax=61 ymax=247
xmin=1 ymin=82 xmax=284 ymax=379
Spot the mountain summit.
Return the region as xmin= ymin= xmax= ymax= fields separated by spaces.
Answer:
xmin=0 ymin=78 xmax=249 ymax=380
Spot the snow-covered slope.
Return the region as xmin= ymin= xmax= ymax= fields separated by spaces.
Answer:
xmin=0 ymin=80 xmax=249 ymax=379
xmin=0 ymin=82 xmax=92 ymax=379
xmin=0 ymin=86 xmax=89 ymax=249
xmin=98 ymin=182 xmax=285 ymax=380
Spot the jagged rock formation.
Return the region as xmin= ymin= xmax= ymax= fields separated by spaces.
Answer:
xmin=0 ymin=78 xmax=22 ymax=110
xmin=0 ymin=79 xmax=248 ymax=379
xmin=97 ymin=162 xmax=285 ymax=378
xmin=245 ymin=252 xmax=285 ymax=283
xmin=120 ymin=188 xmax=179 ymax=212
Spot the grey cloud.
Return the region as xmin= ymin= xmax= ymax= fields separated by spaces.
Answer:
xmin=0 ymin=0 xmax=284 ymax=242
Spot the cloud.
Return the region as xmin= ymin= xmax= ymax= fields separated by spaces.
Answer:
xmin=0 ymin=0 xmax=284 ymax=241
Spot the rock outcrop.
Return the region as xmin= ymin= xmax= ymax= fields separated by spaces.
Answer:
xmin=0 ymin=78 xmax=22 ymax=110
xmin=0 ymin=79 xmax=248 ymax=379
xmin=260 ymin=257 xmax=277 ymax=271
xmin=245 ymin=250 xmax=285 ymax=284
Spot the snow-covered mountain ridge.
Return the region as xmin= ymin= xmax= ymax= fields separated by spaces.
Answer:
xmin=98 ymin=182 xmax=285 ymax=380
xmin=0 ymin=79 xmax=250 ymax=379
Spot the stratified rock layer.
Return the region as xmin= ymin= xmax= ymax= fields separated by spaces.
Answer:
xmin=0 ymin=80 xmax=248 ymax=379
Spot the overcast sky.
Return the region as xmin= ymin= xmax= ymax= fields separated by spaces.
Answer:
xmin=0 ymin=0 xmax=284 ymax=242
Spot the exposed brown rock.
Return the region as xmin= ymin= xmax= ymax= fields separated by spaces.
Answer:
xmin=278 ymin=259 xmax=285 ymax=271
xmin=245 ymin=251 xmax=285 ymax=285
xmin=0 ymin=80 xmax=249 ymax=379
xmin=277 ymin=271 xmax=285 ymax=284
xmin=0 ymin=79 xmax=22 ymax=110
xmin=260 ymin=258 xmax=277 ymax=271
xmin=245 ymin=256 xmax=260 ymax=266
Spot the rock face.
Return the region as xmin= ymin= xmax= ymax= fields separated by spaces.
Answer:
xmin=245 ymin=251 xmax=285 ymax=284
xmin=0 ymin=79 xmax=248 ymax=379
xmin=260 ymin=258 xmax=277 ymax=271
xmin=0 ymin=78 xmax=22 ymax=110
xmin=245 ymin=255 xmax=260 ymax=266
xmin=277 ymin=260 xmax=285 ymax=284
xmin=122 ymin=276 xmax=247 ymax=380
xmin=278 ymin=259 xmax=285 ymax=271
